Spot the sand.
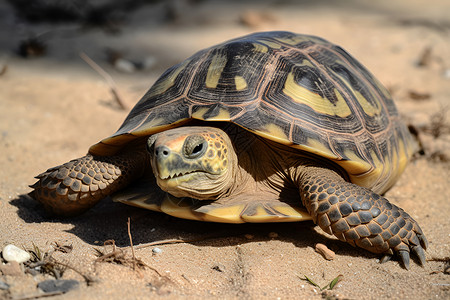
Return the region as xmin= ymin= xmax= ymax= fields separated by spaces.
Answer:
xmin=1 ymin=0 xmax=449 ymax=299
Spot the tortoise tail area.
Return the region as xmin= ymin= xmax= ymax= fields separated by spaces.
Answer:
xmin=30 ymin=152 xmax=147 ymax=216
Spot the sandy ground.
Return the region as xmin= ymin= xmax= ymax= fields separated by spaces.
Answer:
xmin=1 ymin=0 xmax=449 ymax=299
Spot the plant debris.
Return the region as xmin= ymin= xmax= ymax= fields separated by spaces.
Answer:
xmin=94 ymin=218 xmax=163 ymax=277
xmin=0 ymin=64 xmax=7 ymax=76
xmin=299 ymin=274 xmax=343 ymax=291
xmin=408 ymin=90 xmax=431 ymax=101
xmin=79 ymin=52 xmax=127 ymax=110
xmin=26 ymin=242 xmax=66 ymax=279
xmin=416 ymin=46 xmax=433 ymax=67
xmin=24 ymin=242 xmax=96 ymax=284
xmin=94 ymin=240 xmax=149 ymax=272
xmin=422 ymin=107 xmax=449 ymax=138
xmin=51 ymin=242 xmax=73 ymax=254
xmin=429 ymin=257 xmax=450 ymax=275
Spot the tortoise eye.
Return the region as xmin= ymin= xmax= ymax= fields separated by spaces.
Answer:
xmin=192 ymin=143 xmax=204 ymax=155
xmin=184 ymin=135 xmax=207 ymax=159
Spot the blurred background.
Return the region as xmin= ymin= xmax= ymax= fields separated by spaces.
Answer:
xmin=0 ymin=0 xmax=448 ymax=91
xmin=1 ymin=0 xmax=449 ymax=168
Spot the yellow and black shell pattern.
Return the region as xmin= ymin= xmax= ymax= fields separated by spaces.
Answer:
xmin=90 ymin=31 xmax=416 ymax=195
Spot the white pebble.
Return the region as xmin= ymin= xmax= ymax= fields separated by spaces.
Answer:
xmin=2 ymin=244 xmax=31 ymax=263
xmin=152 ymin=247 xmax=163 ymax=254
xmin=114 ymin=58 xmax=136 ymax=73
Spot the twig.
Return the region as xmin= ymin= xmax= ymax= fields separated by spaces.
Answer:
xmin=0 ymin=64 xmax=7 ymax=76
xmin=130 ymin=233 xmax=227 ymax=250
xmin=52 ymin=259 xmax=97 ymax=285
xmin=79 ymin=52 xmax=127 ymax=110
xmin=128 ymin=217 xmax=137 ymax=270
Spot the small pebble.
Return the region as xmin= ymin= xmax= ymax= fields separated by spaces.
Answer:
xmin=0 ymin=280 xmax=10 ymax=290
xmin=2 ymin=244 xmax=31 ymax=263
xmin=268 ymin=232 xmax=278 ymax=239
xmin=38 ymin=279 xmax=80 ymax=294
xmin=0 ymin=261 xmax=22 ymax=276
xmin=152 ymin=247 xmax=163 ymax=254
xmin=212 ymin=264 xmax=226 ymax=272
xmin=315 ymin=243 xmax=335 ymax=260
xmin=114 ymin=58 xmax=136 ymax=73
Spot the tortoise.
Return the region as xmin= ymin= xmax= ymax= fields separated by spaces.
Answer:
xmin=31 ymin=31 xmax=427 ymax=269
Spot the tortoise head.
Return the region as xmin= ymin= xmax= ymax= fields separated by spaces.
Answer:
xmin=147 ymin=126 xmax=236 ymax=200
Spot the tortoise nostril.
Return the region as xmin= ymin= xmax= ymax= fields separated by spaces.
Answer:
xmin=155 ymin=146 xmax=171 ymax=159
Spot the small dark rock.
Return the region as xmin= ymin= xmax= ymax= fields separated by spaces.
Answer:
xmin=38 ymin=279 xmax=80 ymax=294
xmin=212 ymin=264 xmax=226 ymax=272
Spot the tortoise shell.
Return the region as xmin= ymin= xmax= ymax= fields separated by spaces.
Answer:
xmin=90 ymin=31 xmax=416 ymax=195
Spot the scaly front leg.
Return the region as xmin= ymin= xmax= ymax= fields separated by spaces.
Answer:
xmin=298 ymin=165 xmax=427 ymax=269
xmin=30 ymin=150 xmax=148 ymax=216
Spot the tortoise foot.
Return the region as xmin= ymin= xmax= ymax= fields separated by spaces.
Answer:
xmin=300 ymin=169 xmax=428 ymax=269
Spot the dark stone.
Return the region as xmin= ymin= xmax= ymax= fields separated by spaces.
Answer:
xmin=38 ymin=279 xmax=80 ymax=294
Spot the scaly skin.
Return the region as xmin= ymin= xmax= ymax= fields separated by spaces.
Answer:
xmin=298 ymin=165 xmax=428 ymax=269
xmin=30 ymin=151 xmax=147 ymax=216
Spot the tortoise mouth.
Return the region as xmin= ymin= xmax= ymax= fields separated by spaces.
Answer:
xmin=159 ymin=170 xmax=208 ymax=180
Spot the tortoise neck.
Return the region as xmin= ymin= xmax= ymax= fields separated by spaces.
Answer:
xmin=223 ymin=126 xmax=349 ymax=199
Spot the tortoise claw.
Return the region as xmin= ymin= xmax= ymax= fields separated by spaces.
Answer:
xmin=380 ymin=255 xmax=391 ymax=264
xmin=398 ymin=250 xmax=410 ymax=270
xmin=419 ymin=234 xmax=429 ymax=250
xmin=413 ymin=245 xmax=427 ymax=266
